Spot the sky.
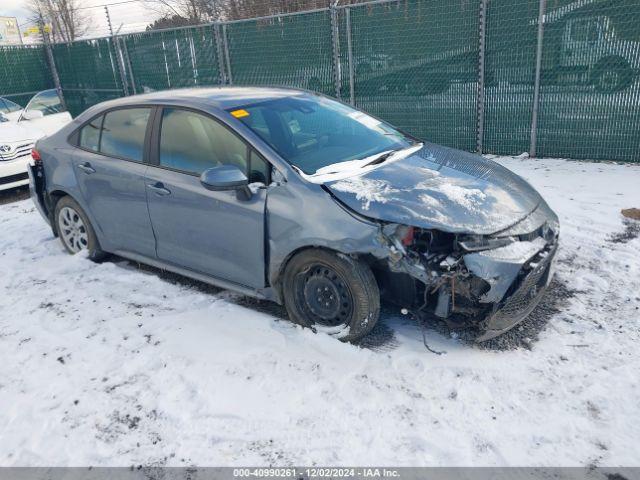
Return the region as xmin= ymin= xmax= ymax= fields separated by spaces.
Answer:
xmin=2 ymin=0 xmax=163 ymax=41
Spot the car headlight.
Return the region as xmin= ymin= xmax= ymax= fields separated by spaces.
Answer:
xmin=458 ymin=235 xmax=516 ymax=253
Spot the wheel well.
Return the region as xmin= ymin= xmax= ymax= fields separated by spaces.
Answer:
xmin=271 ymin=246 xmax=371 ymax=303
xmin=46 ymin=190 xmax=69 ymax=236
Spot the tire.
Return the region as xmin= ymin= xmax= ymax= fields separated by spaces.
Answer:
xmin=594 ymin=60 xmax=633 ymax=93
xmin=282 ymin=249 xmax=380 ymax=343
xmin=54 ymin=196 xmax=106 ymax=261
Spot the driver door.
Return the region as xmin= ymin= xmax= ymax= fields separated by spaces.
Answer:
xmin=20 ymin=89 xmax=72 ymax=135
xmin=145 ymin=107 xmax=269 ymax=288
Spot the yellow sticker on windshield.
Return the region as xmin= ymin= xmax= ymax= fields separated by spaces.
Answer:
xmin=230 ymin=109 xmax=250 ymax=118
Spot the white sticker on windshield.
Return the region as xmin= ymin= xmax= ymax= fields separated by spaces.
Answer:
xmin=348 ymin=111 xmax=382 ymax=130
xmin=288 ymin=119 xmax=301 ymax=134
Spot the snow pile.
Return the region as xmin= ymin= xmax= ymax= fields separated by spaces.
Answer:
xmin=330 ymin=177 xmax=399 ymax=210
xmin=0 ymin=156 xmax=639 ymax=467
xmin=436 ymin=183 xmax=487 ymax=212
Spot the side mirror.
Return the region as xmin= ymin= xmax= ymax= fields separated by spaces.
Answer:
xmin=22 ymin=110 xmax=44 ymax=121
xmin=200 ymin=164 xmax=248 ymax=191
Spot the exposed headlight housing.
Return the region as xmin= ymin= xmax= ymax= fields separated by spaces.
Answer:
xmin=457 ymin=235 xmax=516 ymax=253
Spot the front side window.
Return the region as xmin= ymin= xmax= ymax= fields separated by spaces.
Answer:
xmin=159 ymin=108 xmax=249 ymax=175
xmin=229 ymin=95 xmax=417 ymax=175
xmin=24 ymin=90 xmax=64 ymax=117
xmin=100 ymin=108 xmax=150 ymax=162
xmin=79 ymin=115 xmax=103 ymax=152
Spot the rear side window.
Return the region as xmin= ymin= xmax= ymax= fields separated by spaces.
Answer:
xmin=100 ymin=108 xmax=150 ymax=162
xmin=79 ymin=115 xmax=103 ymax=152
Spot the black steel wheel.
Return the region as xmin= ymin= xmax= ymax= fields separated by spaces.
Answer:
xmin=282 ymin=249 xmax=380 ymax=343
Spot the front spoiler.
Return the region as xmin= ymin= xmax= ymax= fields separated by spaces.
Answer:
xmin=476 ymin=243 xmax=557 ymax=342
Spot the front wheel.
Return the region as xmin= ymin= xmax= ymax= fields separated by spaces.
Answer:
xmin=282 ymin=249 xmax=380 ymax=343
xmin=54 ymin=196 xmax=106 ymax=261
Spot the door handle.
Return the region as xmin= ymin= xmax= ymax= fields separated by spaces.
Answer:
xmin=147 ymin=182 xmax=171 ymax=196
xmin=77 ymin=162 xmax=96 ymax=174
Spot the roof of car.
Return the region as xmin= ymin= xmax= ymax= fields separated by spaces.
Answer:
xmin=100 ymin=86 xmax=312 ymax=111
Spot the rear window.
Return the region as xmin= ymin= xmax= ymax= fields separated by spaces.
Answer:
xmin=80 ymin=108 xmax=150 ymax=162
xmin=79 ymin=115 xmax=103 ymax=152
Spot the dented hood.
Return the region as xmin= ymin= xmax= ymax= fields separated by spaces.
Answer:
xmin=325 ymin=143 xmax=543 ymax=235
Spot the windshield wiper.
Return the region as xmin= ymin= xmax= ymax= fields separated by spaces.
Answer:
xmin=362 ymin=150 xmax=397 ymax=168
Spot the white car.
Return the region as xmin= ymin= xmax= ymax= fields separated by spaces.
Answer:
xmin=0 ymin=90 xmax=72 ymax=191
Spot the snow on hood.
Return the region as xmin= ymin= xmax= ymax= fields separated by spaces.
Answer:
xmin=0 ymin=121 xmax=41 ymax=143
xmin=325 ymin=143 xmax=544 ymax=235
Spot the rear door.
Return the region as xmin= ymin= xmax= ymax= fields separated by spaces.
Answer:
xmin=73 ymin=107 xmax=156 ymax=257
xmin=144 ymin=107 xmax=269 ymax=288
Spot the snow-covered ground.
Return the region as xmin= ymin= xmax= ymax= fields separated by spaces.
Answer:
xmin=0 ymin=156 xmax=639 ymax=467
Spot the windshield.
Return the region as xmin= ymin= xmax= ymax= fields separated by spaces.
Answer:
xmin=229 ymin=95 xmax=417 ymax=175
xmin=0 ymin=97 xmax=23 ymax=114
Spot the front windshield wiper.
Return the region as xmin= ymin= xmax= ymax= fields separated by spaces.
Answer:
xmin=362 ymin=150 xmax=397 ymax=168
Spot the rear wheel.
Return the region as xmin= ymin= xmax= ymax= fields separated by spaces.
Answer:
xmin=282 ymin=249 xmax=380 ymax=343
xmin=54 ymin=196 xmax=106 ymax=261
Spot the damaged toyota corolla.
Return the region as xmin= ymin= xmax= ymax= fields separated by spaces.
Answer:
xmin=29 ymin=87 xmax=558 ymax=343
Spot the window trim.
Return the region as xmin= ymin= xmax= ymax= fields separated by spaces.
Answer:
xmin=70 ymin=104 xmax=156 ymax=164
xmin=149 ymin=105 xmax=271 ymax=181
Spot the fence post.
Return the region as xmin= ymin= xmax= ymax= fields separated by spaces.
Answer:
xmin=41 ymin=22 xmax=66 ymax=112
xmin=113 ymin=36 xmax=130 ymax=96
xmin=213 ymin=23 xmax=227 ymax=85
xmin=476 ymin=0 xmax=488 ymax=154
xmin=345 ymin=7 xmax=355 ymax=105
xmin=330 ymin=6 xmax=342 ymax=100
xmin=221 ymin=24 xmax=233 ymax=85
xmin=530 ymin=0 xmax=546 ymax=158
xmin=121 ymin=39 xmax=137 ymax=95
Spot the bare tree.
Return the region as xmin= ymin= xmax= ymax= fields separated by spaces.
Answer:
xmin=27 ymin=0 xmax=92 ymax=43
xmin=145 ymin=0 xmax=334 ymax=25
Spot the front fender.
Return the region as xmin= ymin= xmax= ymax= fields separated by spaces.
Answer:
xmin=266 ymin=181 xmax=385 ymax=295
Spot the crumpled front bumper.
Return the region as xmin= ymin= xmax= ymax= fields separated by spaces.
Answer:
xmin=469 ymin=240 xmax=558 ymax=342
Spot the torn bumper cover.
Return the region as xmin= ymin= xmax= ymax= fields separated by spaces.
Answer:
xmin=464 ymin=237 xmax=557 ymax=341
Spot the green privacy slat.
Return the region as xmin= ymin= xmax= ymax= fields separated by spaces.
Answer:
xmin=535 ymin=0 xmax=640 ymax=161
xmin=122 ymin=25 xmax=221 ymax=94
xmin=483 ymin=0 xmax=540 ymax=156
xmin=225 ymin=10 xmax=336 ymax=97
xmin=2 ymin=0 xmax=639 ymax=162
xmin=0 ymin=45 xmax=54 ymax=108
xmin=50 ymin=38 xmax=124 ymax=116
xmin=345 ymin=0 xmax=480 ymax=152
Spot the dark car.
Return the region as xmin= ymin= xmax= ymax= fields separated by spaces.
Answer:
xmin=29 ymin=87 xmax=559 ymax=342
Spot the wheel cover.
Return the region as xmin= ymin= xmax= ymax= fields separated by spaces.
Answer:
xmin=294 ymin=263 xmax=353 ymax=327
xmin=58 ymin=206 xmax=88 ymax=253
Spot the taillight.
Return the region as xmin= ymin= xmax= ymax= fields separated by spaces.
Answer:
xmin=31 ymin=149 xmax=42 ymax=165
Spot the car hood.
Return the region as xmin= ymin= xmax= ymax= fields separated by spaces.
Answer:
xmin=324 ymin=143 xmax=544 ymax=235
xmin=0 ymin=121 xmax=40 ymax=143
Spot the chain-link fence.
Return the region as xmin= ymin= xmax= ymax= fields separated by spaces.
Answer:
xmin=1 ymin=0 xmax=639 ymax=162
xmin=0 ymin=45 xmax=54 ymax=109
